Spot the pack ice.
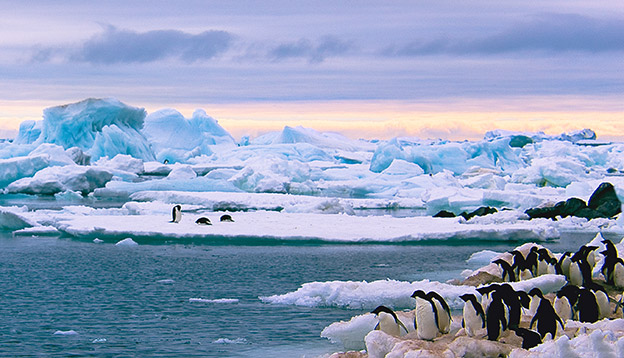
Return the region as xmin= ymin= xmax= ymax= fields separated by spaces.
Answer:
xmin=0 ymin=98 xmax=623 ymax=243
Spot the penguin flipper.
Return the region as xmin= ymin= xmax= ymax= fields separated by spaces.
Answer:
xmin=529 ymin=315 xmax=537 ymax=329
xmin=431 ymin=301 xmax=440 ymax=330
xmin=374 ymin=322 xmax=380 ymax=331
xmin=397 ymin=319 xmax=409 ymax=335
xmin=461 ymin=318 xmax=465 ymax=328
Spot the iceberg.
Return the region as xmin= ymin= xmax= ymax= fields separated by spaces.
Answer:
xmin=6 ymin=165 xmax=113 ymax=195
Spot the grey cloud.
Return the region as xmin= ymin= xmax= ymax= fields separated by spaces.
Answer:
xmin=387 ymin=13 xmax=624 ymax=56
xmin=34 ymin=25 xmax=233 ymax=64
xmin=270 ymin=36 xmax=353 ymax=63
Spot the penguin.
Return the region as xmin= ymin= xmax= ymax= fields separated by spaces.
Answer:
xmin=411 ymin=290 xmax=439 ymax=341
xmin=170 ymin=205 xmax=182 ymax=223
xmin=530 ymin=296 xmax=564 ymax=339
xmin=556 ymin=285 xmax=580 ymax=321
xmin=576 ymin=287 xmax=600 ymax=323
xmin=585 ymin=282 xmax=610 ymax=319
xmin=613 ymin=258 xmax=624 ymax=288
xmin=493 ymin=259 xmax=516 ymax=282
xmin=459 ymin=293 xmax=485 ymax=337
xmin=371 ymin=305 xmax=409 ymax=337
xmin=499 ymin=284 xmax=522 ymax=330
xmin=558 ymin=252 xmax=572 ymax=278
xmin=220 ymin=214 xmax=234 ymax=222
xmin=527 ymin=288 xmax=544 ymax=316
xmin=512 ymin=327 xmax=542 ymax=350
xmin=477 ymin=284 xmax=500 ymax=312
xmin=510 ymin=250 xmax=530 ymax=278
xmin=585 ymin=245 xmax=599 ymax=269
xmin=163 ymin=159 xmax=169 ymax=164
xmin=427 ymin=291 xmax=452 ymax=334
xmin=517 ymin=290 xmax=531 ymax=314
xmin=537 ymin=248 xmax=555 ymax=276
xmin=569 ymin=254 xmax=593 ymax=287
xmin=195 ymin=217 xmax=212 ymax=225
xmin=524 ymin=246 xmax=539 ymax=276
xmin=486 ymin=290 xmax=507 ymax=341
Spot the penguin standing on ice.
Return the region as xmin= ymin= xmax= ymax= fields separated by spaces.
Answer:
xmin=576 ymin=287 xmax=600 ymax=323
xmin=558 ymin=252 xmax=572 ymax=278
xmin=427 ymin=291 xmax=452 ymax=334
xmin=371 ymin=305 xmax=409 ymax=337
xmin=537 ymin=248 xmax=555 ymax=276
xmin=411 ymin=290 xmax=439 ymax=341
xmin=493 ymin=259 xmax=516 ymax=282
xmin=510 ymin=250 xmax=533 ymax=280
xmin=530 ymin=296 xmax=564 ymax=340
xmin=459 ymin=293 xmax=485 ymax=337
xmin=524 ymin=246 xmax=539 ymax=276
xmin=499 ymin=284 xmax=522 ymax=329
xmin=477 ymin=284 xmax=500 ymax=312
xmin=554 ymin=286 xmax=575 ymax=321
xmin=585 ymin=282 xmax=610 ymax=319
xmin=601 ymin=239 xmax=618 ymax=284
xmin=486 ymin=290 xmax=507 ymax=341
xmin=614 ymin=258 xmax=624 ymax=288
xmin=512 ymin=327 xmax=542 ymax=349
xmin=170 ymin=205 xmax=182 ymax=223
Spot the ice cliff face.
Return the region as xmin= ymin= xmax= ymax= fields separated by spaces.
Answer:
xmin=15 ymin=98 xmax=154 ymax=161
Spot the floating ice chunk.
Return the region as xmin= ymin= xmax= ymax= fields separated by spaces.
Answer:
xmin=38 ymin=98 xmax=154 ymax=161
xmin=212 ymin=338 xmax=248 ymax=344
xmin=466 ymin=250 xmax=503 ymax=266
xmin=30 ymin=143 xmax=76 ymax=166
xmin=54 ymin=190 xmax=84 ymax=201
xmin=189 ymin=298 xmax=239 ymax=303
xmin=7 ymin=165 xmax=113 ymax=195
xmin=53 ymin=330 xmax=78 ymax=336
xmin=157 ymin=279 xmax=175 ymax=284
xmin=13 ymin=225 xmax=60 ymax=236
xmin=0 ymin=155 xmax=49 ymax=187
xmin=92 ymin=338 xmax=107 ymax=343
xmin=95 ymin=154 xmax=144 ymax=175
xmin=321 ymin=313 xmax=378 ymax=350
xmin=115 ymin=238 xmax=138 ymax=246
xmin=143 ymin=108 xmax=235 ymax=163
xmin=93 ymin=238 xmax=104 ymax=243
xmin=166 ymin=164 xmax=197 ymax=180
xmin=0 ymin=206 xmax=37 ymax=230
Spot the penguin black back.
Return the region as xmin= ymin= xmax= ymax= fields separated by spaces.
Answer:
xmin=576 ymin=288 xmax=599 ymax=323
xmin=513 ymin=327 xmax=542 ymax=349
xmin=459 ymin=293 xmax=485 ymax=323
xmin=530 ymin=297 xmax=563 ymax=339
xmin=195 ymin=217 xmax=212 ymax=225
xmin=220 ymin=214 xmax=234 ymax=222
xmin=486 ymin=291 xmax=507 ymax=341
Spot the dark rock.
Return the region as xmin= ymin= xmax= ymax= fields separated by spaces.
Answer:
xmin=460 ymin=206 xmax=498 ymax=220
xmin=433 ymin=210 xmax=456 ymax=218
xmin=588 ymin=182 xmax=621 ymax=218
xmin=555 ymin=197 xmax=587 ymax=218
xmin=509 ymin=135 xmax=533 ymax=148
xmin=525 ymin=206 xmax=560 ymax=220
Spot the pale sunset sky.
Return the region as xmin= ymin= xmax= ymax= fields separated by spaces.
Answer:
xmin=1 ymin=1 xmax=622 ymax=140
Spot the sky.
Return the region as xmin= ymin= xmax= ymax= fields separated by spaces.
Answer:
xmin=0 ymin=1 xmax=623 ymax=140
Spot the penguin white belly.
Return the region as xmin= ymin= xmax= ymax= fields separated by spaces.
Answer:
xmin=463 ymin=302 xmax=482 ymax=337
xmin=615 ymin=264 xmax=624 ymax=288
xmin=554 ymin=297 xmax=572 ymax=321
xmin=520 ymin=269 xmax=533 ymax=281
xmin=433 ymin=300 xmax=450 ymax=334
xmin=481 ymin=294 xmax=492 ymax=313
xmin=415 ymin=298 xmax=438 ymax=340
xmin=529 ymin=297 xmax=540 ymax=316
xmin=569 ymin=263 xmax=583 ymax=286
xmin=377 ymin=312 xmax=402 ymax=337
xmin=595 ymin=291 xmax=610 ymax=319
xmin=561 ymin=257 xmax=571 ymax=278
xmin=537 ymin=260 xmax=549 ymax=276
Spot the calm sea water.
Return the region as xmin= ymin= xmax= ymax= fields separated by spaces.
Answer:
xmin=0 ymin=227 xmax=606 ymax=357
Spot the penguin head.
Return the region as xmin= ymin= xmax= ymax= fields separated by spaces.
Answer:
xmin=537 ymin=248 xmax=552 ymax=260
xmin=174 ymin=205 xmax=181 ymax=211
xmin=517 ymin=291 xmax=530 ymax=308
xmin=411 ymin=290 xmax=427 ymax=300
xmin=459 ymin=293 xmax=475 ymax=302
xmin=476 ymin=283 xmax=500 ymax=295
xmin=528 ymin=288 xmax=544 ymax=299
xmin=371 ymin=305 xmax=397 ymax=319
xmin=557 ymin=285 xmax=580 ymax=305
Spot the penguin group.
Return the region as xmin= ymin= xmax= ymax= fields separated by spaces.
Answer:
xmin=169 ymin=205 xmax=235 ymax=225
xmin=370 ymin=289 xmax=452 ymax=341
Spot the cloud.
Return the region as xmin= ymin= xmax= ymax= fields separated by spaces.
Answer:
xmin=269 ymin=36 xmax=353 ymax=63
xmin=34 ymin=25 xmax=233 ymax=64
xmin=386 ymin=13 xmax=624 ymax=56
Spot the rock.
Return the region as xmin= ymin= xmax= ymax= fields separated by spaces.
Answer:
xmin=508 ymin=135 xmax=533 ymax=148
xmin=433 ymin=210 xmax=456 ymax=218
xmin=587 ymin=182 xmax=621 ymax=218
xmin=460 ymin=206 xmax=498 ymax=220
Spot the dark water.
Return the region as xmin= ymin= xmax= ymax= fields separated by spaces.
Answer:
xmin=0 ymin=231 xmax=605 ymax=357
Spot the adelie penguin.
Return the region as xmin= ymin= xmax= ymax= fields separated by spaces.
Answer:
xmin=585 ymin=282 xmax=610 ymax=319
xmin=512 ymin=327 xmax=542 ymax=349
xmin=527 ymin=288 xmax=544 ymax=316
xmin=530 ymin=296 xmax=564 ymax=340
xmin=493 ymin=259 xmax=516 ymax=282
xmin=459 ymin=293 xmax=485 ymax=337
xmin=554 ymin=285 xmax=578 ymax=321
xmin=411 ymin=290 xmax=439 ymax=341
xmin=576 ymin=287 xmax=600 ymax=323
xmin=427 ymin=291 xmax=452 ymax=334
xmin=195 ymin=217 xmax=212 ymax=225
xmin=486 ymin=290 xmax=507 ymax=341
xmin=370 ymin=305 xmax=409 ymax=337
xmin=220 ymin=214 xmax=234 ymax=222
xmin=170 ymin=205 xmax=182 ymax=223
